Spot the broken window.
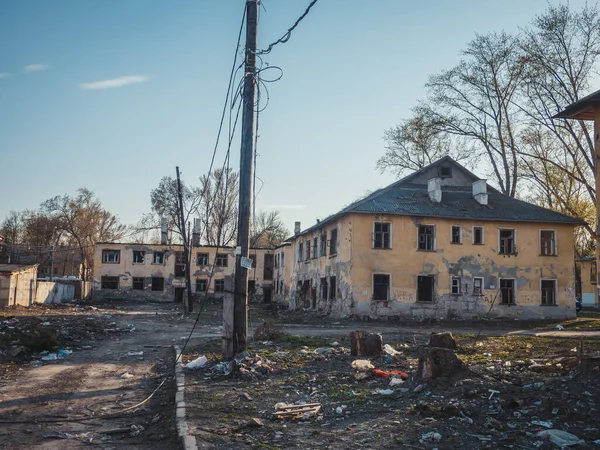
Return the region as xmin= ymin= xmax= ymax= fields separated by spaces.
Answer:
xmin=101 ymin=276 xmax=119 ymax=289
xmin=279 ymin=280 xmax=283 ymax=294
xmin=132 ymin=277 xmax=145 ymax=290
xmin=153 ymin=252 xmax=164 ymax=264
xmin=451 ymin=277 xmax=461 ymax=295
xmin=215 ymin=279 xmax=225 ymax=292
xmin=439 ymin=165 xmax=452 ymax=178
xmin=473 ymin=226 xmax=484 ymax=245
xmin=500 ymin=279 xmax=515 ymax=304
xmin=263 ymin=254 xmax=274 ymax=281
xmin=313 ymin=237 xmax=318 ymax=258
xmin=175 ymin=251 xmax=186 ymax=277
xmin=151 ymin=277 xmax=164 ymax=292
xmin=275 ymin=254 xmax=279 ymax=268
xmin=102 ymin=250 xmax=120 ymax=264
xmin=249 ymin=254 xmax=256 ymax=268
xmin=215 ymin=253 xmax=228 ymax=267
xmin=330 ymin=228 xmax=338 ymax=255
xmin=305 ymin=240 xmax=311 ymax=261
xmin=451 ymin=226 xmax=461 ymax=244
xmin=320 ymin=277 xmax=328 ymax=300
xmin=133 ymin=251 xmax=145 ymax=264
xmin=541 ymin=279 xmax=556 ymax=306
xmin=373 ymin=274 xmax=390 ymax=301
xmin=320 ymin=231 xmax=327 ymax=256
xmin=473 ymin=277 xmax=483 ymax=295
xmin=329 ymin=276 xmax=336 ymax=300
xmin=298 ymin=242 xmax=303 ymax=262
xmin=280 ymin=252 xmax=285 ymax=267
xmin=540 ymin=230 xmax=556 ymax=256
xmin=499 ymin=229 xmax=516 ymax=254
xmin=196 ymin=278 xmax=207 ymax=292
xmin=248 ymin=279 xmax=256 ymax=293
xmin=417 ymin=276 xmax=434 ymax=302
xmin=373 ymin=222 xmax=391 ymax=249
xmin=591 ymin=261 xmax=597 ymax=285
xmin=418 ymin=225 xmax=434 ymax=251
xmin=197 ymin=253 xmax=208 ymax=266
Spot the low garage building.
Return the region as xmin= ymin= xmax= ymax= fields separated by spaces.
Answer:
xmin=0 ymin=264 xmax=39 ymax=307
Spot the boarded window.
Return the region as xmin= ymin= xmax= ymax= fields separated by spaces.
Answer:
xmin=101 ymin=276 xmax=119 ymax=289
xmin=473 ymin=277 xmax=483 ymax=295
xmin=473 ymin=227 xmax=484 ymax=245
xmin=417 ymin=276 xmax=434 ymax=302
xmin=499 ymin=230 xmax=515 ymax=254
xmin=102 ymin=250 xmax=120 ymax=264
xmin=197 ymin=253 xmax=208 ymax=266
xmin=263 ymin=254 xmax=274 ymax=281
xmin=541 ymin=280 xmax=556 ymax=305
xmin=500 ymin=279 xmax=515 ymax=304
xmin=196 ymin=279 xmax=207 ymax=292
xmin=215 ymin=253 xmax=228 ymax=267
xmin=330 ymin=229 xmax=338 ymax=255
xmin=451 ymin=226 xmax=461 ymax=244
xmin=215 ymin=279 xmax=225 ymax=292
xmin=132 ymin=277 xmax=144 ymax=290
xmin=153 ymin=252 xmax=164 ymax=264
xmin=373 ymin=274 xmax=390 ymax=301
xmin=418 ymin=226 xmax=434 ymax=251
xmin=152 ymin=277 xmax=164 ymax=292
xmin=373 ymin=222 xmax=391 ymax=249
xmin=540 ymin=230 xmax=556 ymax=256
xmin=320 ymin=277 xmax=328 ymax=300
xmin=329 ymin=276 xmax=336 ymax=300
xmin=451 ymin=277 xmax=460 ymax=295
xmin=133 ymin=251 xmax=145 ymax=264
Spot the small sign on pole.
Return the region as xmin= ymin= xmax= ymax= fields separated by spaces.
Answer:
xmin=241 ymin=256 xmax=253 ymax=269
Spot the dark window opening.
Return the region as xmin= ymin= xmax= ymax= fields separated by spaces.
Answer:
xmin=298 ymin=243 xmax=303 ymax=262
xmin=374 ymin=222 xmax=391 ymax=249
xmin=313 ymin=237 xmax=318 ymax=258
xmin=541 ymin=280 xmax=556 ymax=305
xmin=197 ymin=253 xmax=208 ymax=266
xmin=500 ymin=279 xmax=515 ymax=304
xmin=215 ymin=279 xmax=225 ymax=292
xmin=248 ymin=279 xmax=256 ymax=294
xmin=439 ymin=165 xmax=452 ymax=178
xmin=311 ymin=286 xmax=317 ymax=308
xmin=473 ymin=277 xmax=483 ymax=295
xmin=132 ymin=277 xmax=144 ymax=290
xmin=473 ymin=227 xmax=483 ymax=245
xmin=151 ymin=277 xmax=164 ymax=292
xmin=102 ymin=250 xmax=120 ymax=264
xmin=451 ymin=277 xmax=461 ymax=295
xmin=153 ymin=252 xmax=164 ymax=264
xmin=540 ymin=230 xmax=556 ymax=256
xmin=451 ymin=226 xmax=461 ymax=244
xmin=330 ymin=229 xmax=338 ymax=255
xmin=373 ymin=274 xmax=390 ymax=301
xmin=417 ymin=275 xmax=434 ymax=302
xmin=280 ymin=252 xmax=285 ymax=267
xmin=320 ymin=232 xmax=327 ymax=256
xmin=320 ymin=277 xmax=328 ymax=300
xmin=591 ymin=261 xmax=597 ymax=285
xmin=215 ymin=253 xmax=228 ymax=267
xmin=263 ymin=254 xmax=274 ymax=281
xmin=101 ymin=276 xmax=119 ymax=289
xmin=418 ymin=225 xmax=434 ymax=251
xmin=305 ymin=240 xmax=311 ymax=261
xmin=196 ymin=278 xmax=207 ymax=292
xmin=499 ymin=230 xmax=516 ymax=254
xmin=133 ymin=251 xmax=145 ymax=264
xmin=329 ymin=276 xmax=336 ymax=300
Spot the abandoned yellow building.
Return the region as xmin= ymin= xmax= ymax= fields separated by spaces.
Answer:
xmin=576 ymin=255 xmax=597 ymax=307
xmin=92 ymin=243 xmax=276 ymax=302
xmin=285 ymin=157 xmax=582 ymax=320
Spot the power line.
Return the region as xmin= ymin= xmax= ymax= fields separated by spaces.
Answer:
xmin=256 ymin=0 xmax=319 ymax=55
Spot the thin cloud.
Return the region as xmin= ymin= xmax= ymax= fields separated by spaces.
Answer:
xmin=79 ymin=75 xmax=148 ymax=90
xmin=263 ymin=204 xmax=307 ymax=210
xmin=0 ymin=73 xmax=9 ymax=79
xmin=24 ymin=64 xmax=49 ymax=72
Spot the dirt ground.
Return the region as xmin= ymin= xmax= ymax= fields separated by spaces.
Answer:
xmin=1 ymin=299 xmax=599 ymax=449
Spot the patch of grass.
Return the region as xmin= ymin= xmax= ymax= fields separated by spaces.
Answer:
xmin=278 ymin=335 xmax=330 ymax=348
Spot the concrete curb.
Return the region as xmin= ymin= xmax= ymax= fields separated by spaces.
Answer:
xmin=173 ymin=345 xmax=197 ymax=450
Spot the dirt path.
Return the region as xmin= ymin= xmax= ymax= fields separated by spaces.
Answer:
xmin=0 ymin=300 xmax=201 ymax=450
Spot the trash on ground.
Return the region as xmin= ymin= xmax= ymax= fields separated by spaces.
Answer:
xmin=351 ymin=359 xmax=374 ymax=371
xmin=126 ymin=351 xmax=144 ymax=356
xmin=531 ymin=420 xmax=553 ymax=428
xmin=41 ymin=353 xmax=58 ymax=361
xmin=378 ymin=389 xmax=394 ymax=395
xmin=272 ymin=402 xmax=322 ymax=420
xmin=420 ymin=431 xmax=442 ymax=443
xmin=57 ymin=349 xmax=72 ymax=357
xmin=185 ymin=355 xmax=208 ymax=369
xmin=372 ymin=369 xmax=409 ymax=380
xmin=536 ymin=429 xmax=582 ymax=446
xmin=383 ymin=344 xmax=402 ymax=356
xmin=42 ymin=432 xmax=73 ymax=439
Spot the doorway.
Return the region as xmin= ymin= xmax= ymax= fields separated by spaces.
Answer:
xmin=174 ymin=287 xmax=184 ymax=303
xmin=417 ymin=275 xmax=434 ymax=302
xmin=263 ymin=286 xmax=272 ymax=303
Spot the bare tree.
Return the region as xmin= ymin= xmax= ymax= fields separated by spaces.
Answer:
xmin=422 ymin=31 xmax=524 ymax=196
xmin=376 ymin=111 xmax=471 ymax=176
xmin=199 ymin=168 xmax=238 ymax=246
xmin=250 ymin=210 xmax=289 ymax=248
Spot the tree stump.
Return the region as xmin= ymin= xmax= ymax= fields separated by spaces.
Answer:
xmin=428 ymin=331 xmax=458 ymax=350
xmin=418 ymin=347 xmax=464 ymax=381
xmin=350 ymin=331 xmax=383 ymax=357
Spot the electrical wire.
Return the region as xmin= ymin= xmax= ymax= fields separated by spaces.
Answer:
xmin=256 ymin=0 xmax=319 ymax=55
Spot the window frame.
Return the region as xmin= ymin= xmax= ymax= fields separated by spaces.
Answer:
xmin=473 ymin=226 xmax=484 ymax=245
xmin=215 ymin=279 xmax=225 ymax=292
xmin=151 ymin=277 xmax=164 ymax=292
xmin=498 ymin=229 xmax=517 ymax=255
xmin=539 ymin=229 xmax=557 ymax=256
xmin=473 ymin=277 xmax=484 ymax=296
xmin=305 ymin=239 xmax=311 ymax=261
xmin=153 ymin=252 xmax=165 ymax=265
xmin=373 ymin=221 xmax=392 ymax=249
xmin=591 ymin=261 xmax=597 ymax=285
xmin=132 ymin=250 xmax=145 ymax=264
xmin=417 ymin=225 xmax=435 ymax=251
xmin=196 ymin=278 xmax=208 ymax=292
xmin=102 ymin=249 xmax=120 ymax=264
xmin=373 ymin=273 xmax=391 ymax=301
xmin=320 ymin=277 xmax=328 ymax=300
xmin=451 ymin=276 xmax=461 ymax=295
xmin=197 ymin=252 xmax=209 ymax=266
xmin=101 ymin=276 xmax=119 ymax=290
xmin=540 ymin=278 xmax=557 ymax=306
xmin=329 ymin=275 xmax=336 ymax=300
xmin=451 ymin=226 xmax=462 ymax=245
xmin=132 ymin=277 xmax=145 ymax=290
xmin=329 ymin=228 xmax=338 ymax=256
xmin=320 ymin=231 xmax=327 ymax=256
xmin=499 ymin=278 xmax=516 ymax=305
xmin=313 ymin=237 xmax=318 ymax=258
xmin=215 ymin=253 xmax=228 ymax=267
xmin=298 ymin=242 xmax=303 ymax=262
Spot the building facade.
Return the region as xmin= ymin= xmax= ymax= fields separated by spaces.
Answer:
xmin=284 ymin=158 xmax=582 ymax=320
xmin=0 ymin=264 xmax=38 ymax=307
xmin=93 ymin=243 xmax=276 ymax=301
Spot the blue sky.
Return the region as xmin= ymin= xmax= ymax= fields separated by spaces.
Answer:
xmin=0 ymin=0 xmax=591 ymax=235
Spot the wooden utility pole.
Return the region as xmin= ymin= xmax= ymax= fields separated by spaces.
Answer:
xmin=229 ymin=0 xmax=258 ymax=356
xmin=176 ymin=166 xmax=193 ymax=314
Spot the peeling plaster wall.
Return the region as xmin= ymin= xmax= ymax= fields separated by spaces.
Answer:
xmin=350 ymin=214 xmax=576 ymax=320
xmin=3 ymin=266 xmax=38 ymax=307
xmin=273 ymin=243 xmax=293 ymax=305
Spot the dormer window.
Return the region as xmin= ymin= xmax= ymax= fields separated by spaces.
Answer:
xmin=439 ymin=165 xmax=452 ymax=178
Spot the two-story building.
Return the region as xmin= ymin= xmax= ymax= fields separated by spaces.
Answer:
xmin=92 ymin=242 xmax=276 ymax=301
xmin=285 ymin=157 xmax=583 ymax=320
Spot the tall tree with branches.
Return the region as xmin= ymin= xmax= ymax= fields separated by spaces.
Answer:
xmin=199 ymin=168 xmax=239 ymax=246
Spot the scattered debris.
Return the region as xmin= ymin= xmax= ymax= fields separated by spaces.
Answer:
xmin=429 ymin=331 xmax=458 ymax=350
xmin=418 ymin=346 xmax=464 ymax=380
xmin=350 ymin=331 xmax=383 ymax=356
xmin=351 ymin=359 xmax=374 ymax=371
xmin=126 ymin=351 xmax=144 ymax=357
xmin=185 ymin=355 xmax=208 ymax=369
xmin=272 ymin=402 xmax=322 ymax=420
xmin=536 ymin=429 xmax=582 ymax=446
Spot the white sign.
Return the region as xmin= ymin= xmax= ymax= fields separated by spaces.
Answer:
xmin=241 ymin=256 xmax=253 ymax=269
xmin=172 ymin=278 xmax=186 ymax=288
xmin=235 ymin=246 xmax=242 ymax=255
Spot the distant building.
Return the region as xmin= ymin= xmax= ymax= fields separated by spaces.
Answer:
xmin=0 ymin=264 xmax=38 ymax=307
xmin=576 ymin=255 xmax=597 ymax=306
